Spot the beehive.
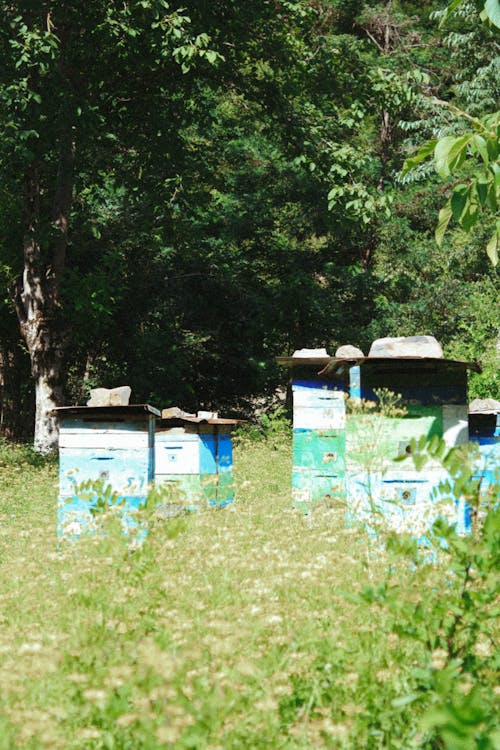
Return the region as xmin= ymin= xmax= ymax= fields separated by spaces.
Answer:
xmin=291 ymin=372 xmax=348 ymax=513
xmin=56 ymin=404 xmax=159 ymax=537
xmin=155 ymin=411 xmax=242 ymax=509
xmin=277 ymin=352 xmax=480 ymax=535
xmin=469 ymin=404 xmax=500 ymax=500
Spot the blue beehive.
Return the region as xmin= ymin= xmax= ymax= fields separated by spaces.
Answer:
xmin=155 ymin=409 xmax=242 ymax=509
xmin=469 ymin=403 xmax=500 ymax=500
xmin=56 ymin=404 xmax=159 ymax=537
xmin=278 ymin=349 xmax=479 ymax=535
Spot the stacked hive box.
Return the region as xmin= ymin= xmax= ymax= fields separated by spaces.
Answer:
xmin=155 ymin=412 xmax=241 ymax=509
xmin=290 ymin=370 xmax=348 ymax=513
xmin=469 ymin=406 xmax=500 ymax=500
xmin=56 ymin=405 xmax=159 ymax=537
xmin=278 ymin=353 xmax=479 ymax=534
xmin=344 ymin=358 xmax=472 ymax=536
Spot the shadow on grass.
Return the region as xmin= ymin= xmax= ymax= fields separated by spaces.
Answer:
xmin=0 ymin=438 xmax=58 ymax=469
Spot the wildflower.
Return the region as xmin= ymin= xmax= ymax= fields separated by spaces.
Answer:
xmin=82 ymin=688 xmax=107 ymax=707
xmin=66 ymin=673 xmax=88 ymax=684
xmin=344 ymin=672 xmax=359 ymax=687
xmin=116 ymin=713 xmax=139 ymax=727
xmin=473 ymin=636 xmax=493 ymax=659
xmin=156 ymin=725 xmax=180 ymax=744
xmin=430 ymin=649 xmax=448 ymax=671
xmin=376 ymin=669 xmax=392 ymax=682
xmin=342 ymin=703 xmax=364 ymax=716
xmin=458 ymin=679 xmax=473 ymax=696
xmin=267 ymin=615 xmax=283 ymax=625
xmin=62 ymin=521 xmax=82 ymax=536
xmin=18 ymin=642 xmax=42 ymax=655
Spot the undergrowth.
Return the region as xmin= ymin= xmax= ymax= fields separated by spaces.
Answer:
xmin=0 ymin=431 xmax=498 ymax=749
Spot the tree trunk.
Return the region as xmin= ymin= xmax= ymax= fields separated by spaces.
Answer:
xmin=0 ymin=342 xmax=33 ymax=440
xmin=15 ymin=134 xmax=74 ymax=452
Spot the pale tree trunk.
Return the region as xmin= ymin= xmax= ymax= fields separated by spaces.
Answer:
xmin=14 ymin=131 xmax=75 ymax=453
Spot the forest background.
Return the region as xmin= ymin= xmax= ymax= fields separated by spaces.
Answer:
xmin=0 ymin=0 xmax=499 ymax=450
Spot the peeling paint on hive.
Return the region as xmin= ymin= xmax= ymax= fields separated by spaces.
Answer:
xmin=55 ymin=405 xmax=159 ymax=538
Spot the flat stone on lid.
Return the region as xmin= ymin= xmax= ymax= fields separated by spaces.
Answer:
xmin=292 ymin=348 xmax=329 ymax=358
xmin=368 ymin=336 xmax=443 ymax=359
xmin=335 ymin=345 xmax=364 ymax=358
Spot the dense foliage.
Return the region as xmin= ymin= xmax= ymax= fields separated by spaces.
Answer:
xmin=0 ymin=0 xmax=498 ymax=441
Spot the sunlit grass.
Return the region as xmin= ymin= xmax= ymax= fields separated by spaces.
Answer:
xmin=0 ymin=433 xmax=496 ymax=748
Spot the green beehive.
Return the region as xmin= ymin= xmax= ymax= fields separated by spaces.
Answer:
xmin=278 ymin=338 xmax=480 ymax=534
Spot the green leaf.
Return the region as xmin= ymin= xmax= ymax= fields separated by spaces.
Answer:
xmin=459 ymin=202 xmax=478 ymax=232
xmin=434 ymin=135 xmax=470 ymax=179
xmin=486 ymin=182 xmax=498 ymax=211
xmin=475 ymin=176 xmax=489 ymax=205
xmin=435 ymin=201 xmax=453 ymax=246
xmin=486 ymin=227 xmax=499 ymax=266
xmin=438 ymin=0 xmax=464 ymax=26
xmin=450 ymin=185 xmax=469 ymax=220
xmin=472 ymin=134 xmax=489 ymax=165
xmin=485 ymin=0 xmax=500 ymax=28
xmin=402 ymin=139 xmax=437 ymax=175
xmin=391 ymin=693 xmax=420 ymax=708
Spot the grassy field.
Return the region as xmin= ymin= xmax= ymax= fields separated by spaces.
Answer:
xmin=0 ymin=431 xmax=497 ymax=749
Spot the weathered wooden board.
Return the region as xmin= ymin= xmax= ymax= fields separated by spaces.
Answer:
xmin=345 ymin=407 xmax=444 ymax=472
xmin=57 ymin=408 xmax=156 ymax=538
xmin=469 ymin=413 xmax=500 ymax=499
xmin=292 ymin=467 xmax=345 ymax=512
xmin=59 ymin=448 xmax=152 ymax=497
xmin=58 ymin=494 xmax=145 ymax=539
xmin=346 ymin=468 xmax=470 ymax=536
xmin=154 ymin=427 xmax=235 ymax=508
xmin=217 ymin=434 xmax=233 ymax=472
xmin=293 ymin=429 xmax=346 ymax=472
xmin=59 ymin=431 xmax=150 ymax=450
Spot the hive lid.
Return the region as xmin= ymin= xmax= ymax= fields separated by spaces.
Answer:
xmin=54 ymin=404 xmax=161 ymax=417
xmin=469 ymin=398 xmax=500 ymax=415
xmin=160 ymin=406 xmax=244 ymax=425
xmin=276 ymin=356 xmax=481 ymax=373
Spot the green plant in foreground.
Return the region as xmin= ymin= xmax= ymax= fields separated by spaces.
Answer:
xmin=358 ymin=439 xmax=499 ymax=749
xmin=0 ymin=433 xmax=498 ymax=748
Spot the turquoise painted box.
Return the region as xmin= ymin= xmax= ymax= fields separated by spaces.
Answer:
xmin=278 ymin=353 xmax=480 ymax=533
xmin=155 ymin=411 xmax=242 ymax=509
xmin=56 ymin=404 xmax=159 ymax=538
xmin=469 ymin=410 xmax=500 ymax=500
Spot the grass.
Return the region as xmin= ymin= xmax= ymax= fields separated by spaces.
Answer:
xmin=0 ymin=432 xmax=497 ymax=749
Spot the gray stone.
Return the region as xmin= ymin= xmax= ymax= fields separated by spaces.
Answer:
xmin=335 ymin=345 xmax=364 ymax=358
xmin=87 ymin=386 xmax=131 ymax=407
xmin=87 ymin=388 xmax=112 ymax=407
xmin=292 ymin=348 xmax=329 ymax=358
xmin=197 ymin=410 xmax=218 ymax=420
xmin=368 ymin=336 xmax=443 ymax=359
xmin=161 ymin=406 xmax=195 ymax=419
xmin=109 ymin=386 xmax=132 ymax=406
xmin=469 ymin=398 xmax=500 ymax=414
